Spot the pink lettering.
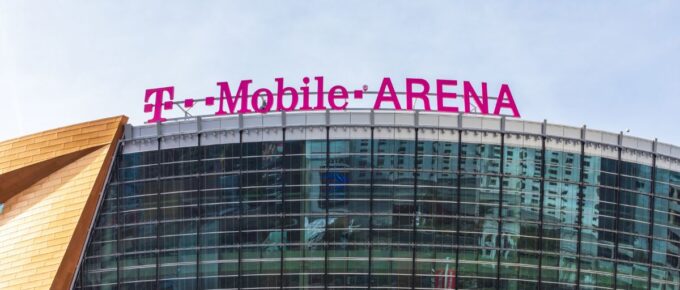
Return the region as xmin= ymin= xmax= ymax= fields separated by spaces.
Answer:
xmin=328 ymin=85 xmax=349 ymax=110
xmin=144 ymin=86 xmax=174 ymax=123
xmin=215 ymin=80 xmax=252 ymax=115
xmin=275 ymin=78 xmax=298 ymax=111
xmin=314 ymin=76 xmax=326 ymax=110
xmin=493 ymin=84 xmax=521 ymax=117
xmin=299 ymin=77 xmax=312 ymax=111
xmin=373 ymin=78 xmax=402 ymax=110
xmin=463 ymin=81 xmax=489 ymax=114
xmin=406 ymin=78 xmax=431 ymax=110
xmin=144 ymin=77 xmax=522 ymax=123
xmin=436 ymin=80 xmax=459 ymax=113
xmin=252 ymin=88 xmax=274 ymax=113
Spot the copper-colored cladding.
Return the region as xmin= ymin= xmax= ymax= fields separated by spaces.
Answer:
xmin=0 ymin=116 xmax=127 ymax=290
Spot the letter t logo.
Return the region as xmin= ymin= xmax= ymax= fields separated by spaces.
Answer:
xmin=144 ymin=87 xmax=174 ymax=123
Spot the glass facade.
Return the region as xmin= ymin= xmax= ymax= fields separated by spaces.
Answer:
xmin=74 ymin=126 xmax=680 ymax=290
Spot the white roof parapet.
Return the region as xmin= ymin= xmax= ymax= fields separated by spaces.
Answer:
xmin=122 ymin=110 xmax=680 ymax=162
xmin=670 ymin=143 xmax=680 ymax=160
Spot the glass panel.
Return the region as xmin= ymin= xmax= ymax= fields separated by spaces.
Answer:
xmin=76 ymin=136 xmax=677 ymax=290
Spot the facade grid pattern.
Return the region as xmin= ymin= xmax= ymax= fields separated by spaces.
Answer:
xmin=74 ymin=123 xmax=680 ymax=290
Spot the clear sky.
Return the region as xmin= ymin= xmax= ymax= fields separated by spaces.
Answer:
xmin=1 ymin=1 xmax=678 ymax=144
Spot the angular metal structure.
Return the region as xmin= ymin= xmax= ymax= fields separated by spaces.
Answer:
xmin=0 ymin=116 xmax=127 ymax=289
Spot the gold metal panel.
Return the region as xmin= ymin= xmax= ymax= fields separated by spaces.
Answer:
xmin=0 ymin=116 xmax=127 ymax=290
xmin=0 ymin=116 xmax=124 ymax=174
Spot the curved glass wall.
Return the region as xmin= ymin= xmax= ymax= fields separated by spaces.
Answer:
xmin=74 ymin=127 xmax=680 ymax=290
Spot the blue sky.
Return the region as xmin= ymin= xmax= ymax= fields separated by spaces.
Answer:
xmin=1 ymin=1 xmax=678 ymax=144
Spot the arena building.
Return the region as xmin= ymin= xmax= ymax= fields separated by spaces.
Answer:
xmin=1 ymin=110 xmax=679 ymax=290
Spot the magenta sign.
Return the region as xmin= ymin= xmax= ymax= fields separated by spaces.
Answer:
xmin=144 ymin=77 xmax=520 ymax=123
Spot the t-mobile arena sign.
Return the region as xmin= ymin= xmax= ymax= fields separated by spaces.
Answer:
xmin=144 ymin=77 xmax=520 ymax=123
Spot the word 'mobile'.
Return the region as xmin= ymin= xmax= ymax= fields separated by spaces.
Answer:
xmin=144 ymin=77 xmax=520 ymax=123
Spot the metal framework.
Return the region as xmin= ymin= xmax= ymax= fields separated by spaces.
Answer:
xmin=72 ymin=110 xmax=680 ymax=290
